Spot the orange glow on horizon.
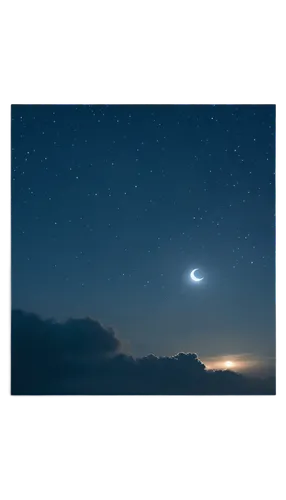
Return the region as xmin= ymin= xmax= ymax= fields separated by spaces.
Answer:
xmin=202 ymin=354 xmax=269 ymax=375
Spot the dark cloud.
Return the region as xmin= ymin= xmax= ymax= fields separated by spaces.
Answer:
xmin=11 ymin=310 xmax=275 ymax=395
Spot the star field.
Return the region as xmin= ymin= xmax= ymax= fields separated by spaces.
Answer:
xmin=12 ymin=105 xmax=275 ymax=361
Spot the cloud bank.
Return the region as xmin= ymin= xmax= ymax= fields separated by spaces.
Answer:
xmin=11 ymin=310 xmax=275 ymax=395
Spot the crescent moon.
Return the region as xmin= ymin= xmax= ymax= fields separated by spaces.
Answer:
xmin=190 ymin=269 xmax=204 ymax=282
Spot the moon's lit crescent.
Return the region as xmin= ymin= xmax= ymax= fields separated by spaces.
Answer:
xmin=190 ymin=269 xmax=204 ymax=282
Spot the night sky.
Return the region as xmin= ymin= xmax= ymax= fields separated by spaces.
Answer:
xmin=11 ymin=105 xmax=275 ymax=376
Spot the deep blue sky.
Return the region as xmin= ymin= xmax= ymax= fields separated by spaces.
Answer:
xmin=11 ymin=105 xmax=275 ymax=363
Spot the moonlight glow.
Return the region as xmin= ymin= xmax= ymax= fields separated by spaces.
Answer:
xmin=190 ymin=269 xmax=204 ymax=282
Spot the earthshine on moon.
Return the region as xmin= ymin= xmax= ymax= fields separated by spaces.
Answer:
xmin=190 ymin=269 xmax=204 ymax=282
